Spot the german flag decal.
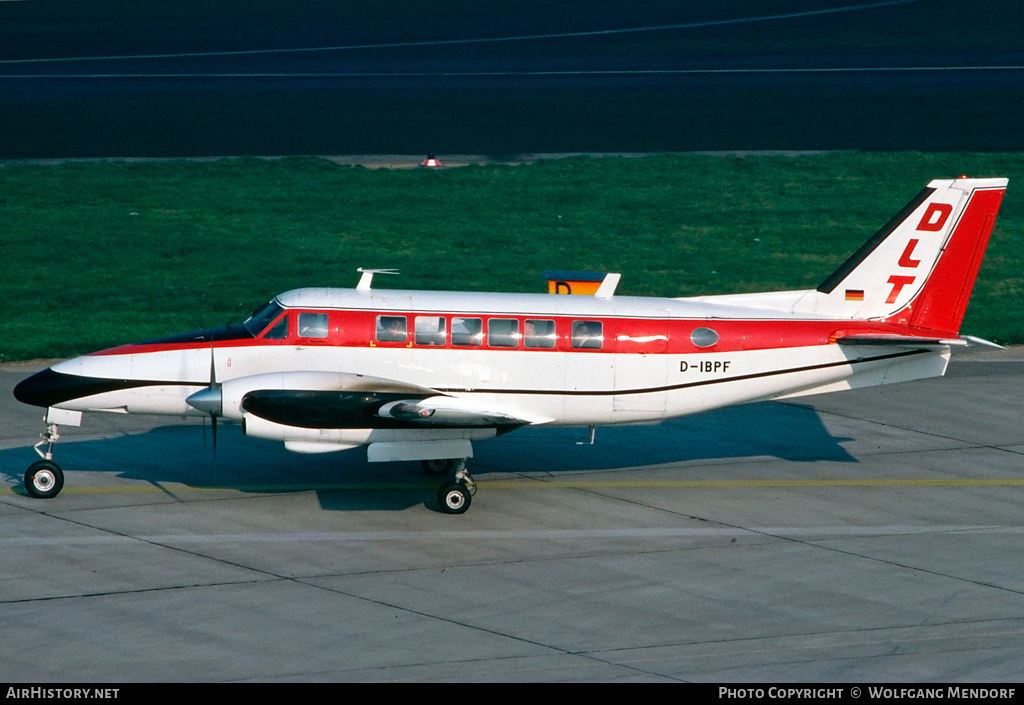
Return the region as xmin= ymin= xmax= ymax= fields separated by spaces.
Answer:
xmin=845 ymin=289 xmax=865 ymax=301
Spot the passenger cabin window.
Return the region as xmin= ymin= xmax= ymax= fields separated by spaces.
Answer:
xmin=690 ymin=327 xmax=719 ymax=348
xmin=524 ymin=319 xmax=556 ymax=348
xmin=488 ymin=318 xmax=520 ymax=347
xmin=298 ymin=312 xmax=329 ymax=339
xmin=451 ymin=317 xmax=483 ymax=347
xmin=415 ymin=316 xmax=447 ymax=346
xmin=571 ymin=320 xmax=603 ymax=349
xmin=376 ymin=315 xmax=408 ymax=343
xmin=263 ymin=314 xmax=289 ymax=340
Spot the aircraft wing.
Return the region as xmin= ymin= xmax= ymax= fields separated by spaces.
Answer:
xmin=241 ymin=389 xmax=547 ymax=429
xmin=198 ymin=370 xmax=550 ymax=430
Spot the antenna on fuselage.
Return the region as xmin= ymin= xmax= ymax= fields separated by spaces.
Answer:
xmin=356 ymin=268 xmax=399 ymax=291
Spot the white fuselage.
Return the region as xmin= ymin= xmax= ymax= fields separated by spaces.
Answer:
xmin=41 ymin=287 xmax=949 ymax=452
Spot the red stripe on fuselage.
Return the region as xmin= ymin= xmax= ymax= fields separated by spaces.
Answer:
xmin=88 ymin=310 xmax=940 ymax=358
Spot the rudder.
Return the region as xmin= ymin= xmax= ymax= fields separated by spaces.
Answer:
xmin=902 ymin=180 xmax=1005 ymax=334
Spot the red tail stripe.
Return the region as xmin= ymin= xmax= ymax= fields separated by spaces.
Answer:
xmin=900 ymin=187 xmax=1005 ymax=334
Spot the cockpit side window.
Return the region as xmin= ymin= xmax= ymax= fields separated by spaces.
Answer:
xmin=244 ymin=301 xmax=285 ymax=337
xmin=263 ymin=314 xmax=289 ymax=340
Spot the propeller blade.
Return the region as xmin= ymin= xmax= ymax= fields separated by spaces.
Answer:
xmin=209 ymin=336 xmax=217 ymax=387
xmin=194 ymin=332 xmax=221 ymax=458
xmin=209 ymin=338 xmax=219 ymax=454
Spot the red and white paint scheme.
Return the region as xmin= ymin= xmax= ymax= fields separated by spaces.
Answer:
xmin=14 ymin=177 xmax=1008 ymax=512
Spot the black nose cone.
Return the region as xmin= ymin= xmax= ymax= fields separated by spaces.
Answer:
xmin=13 ymin=368 xmax=119 ymax=408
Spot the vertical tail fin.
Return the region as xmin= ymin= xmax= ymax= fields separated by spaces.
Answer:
xmin=815 ymin=177 xmax=1007 ymax=334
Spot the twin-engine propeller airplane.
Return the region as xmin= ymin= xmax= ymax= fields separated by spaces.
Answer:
xmin=13 ymin=177 xmax=1007 ymax=513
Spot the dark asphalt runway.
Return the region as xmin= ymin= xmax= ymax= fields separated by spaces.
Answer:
xmin=2 ymin=0 xmax=1023 ymax=158
xmin=3 ymin=353 xmax=1024 ymax=681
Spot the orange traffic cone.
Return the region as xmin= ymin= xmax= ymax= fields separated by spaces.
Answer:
xmin=421 ymin=152 xmax=441 ymax=167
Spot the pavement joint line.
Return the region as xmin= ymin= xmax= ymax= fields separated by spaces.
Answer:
xmin=4 ymin=476 xmax=1024 ymax=496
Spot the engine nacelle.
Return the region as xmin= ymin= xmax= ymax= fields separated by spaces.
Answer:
xmin=242 ymin=413 xmax=494 ymax=459
xmin=241 ymin=413 xmax=371 ymax=446
xmin=187 ymin=370 xmax=437 ymax=421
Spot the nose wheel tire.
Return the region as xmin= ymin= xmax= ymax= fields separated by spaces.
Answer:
xmin=438 ymin=481 xmax=471 ymax=514
xmin=25 ymin=460 xmax=64 ymax=499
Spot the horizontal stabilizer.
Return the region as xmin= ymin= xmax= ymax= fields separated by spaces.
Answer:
xmin=837 ymin=334 xmax=1004 ymax=349
xmin=960 ymin=335 xmax=1005 ymax=350
xmin=837 ymin=334 xmax=967 ymax=347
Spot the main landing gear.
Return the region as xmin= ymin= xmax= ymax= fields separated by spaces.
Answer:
xmin=25 ymin=423 xmax=65 ymax=499
xmin=421 ymin=458 xmax=476 ymax=515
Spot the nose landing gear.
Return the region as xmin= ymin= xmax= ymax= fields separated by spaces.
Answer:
xmin=25 ymin=423 xmax=65 ymax=499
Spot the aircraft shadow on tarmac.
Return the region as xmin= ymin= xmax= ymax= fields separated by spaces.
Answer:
xmin=1 ymin=400 xmax=853 ymax=512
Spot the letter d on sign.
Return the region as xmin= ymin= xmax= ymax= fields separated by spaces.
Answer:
xmin=917 ymin=202 xmax=952 ymax=232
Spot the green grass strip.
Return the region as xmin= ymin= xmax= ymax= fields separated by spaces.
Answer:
xmin=2 ymin=152 xmax=1022 ymax=361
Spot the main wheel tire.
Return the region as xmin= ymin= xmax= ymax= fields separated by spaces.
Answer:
xmin=422 ymin=458 xmax=455 ymax=477
xmin=25 ymin=460 xmax=64 ymax=499
xmin=438 ymin=481 xmax=471 ymax=514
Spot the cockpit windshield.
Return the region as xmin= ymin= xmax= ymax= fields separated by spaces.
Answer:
xmin=243 ymin=300 xmax=285 ymax=337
